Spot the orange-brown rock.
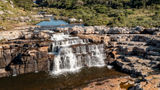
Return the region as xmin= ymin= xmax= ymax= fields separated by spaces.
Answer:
xmin=81 ymin=76 xmax=135 ymax=90
xmin=38 ymin=46 xmax=49 ymax=52
xmin=139 ymin=75 xmax=160 ymax=90
xmin=78 ymin=34 xmax=110 ymax=45
xmin=79 ymin=75 xmax=160 ymax=90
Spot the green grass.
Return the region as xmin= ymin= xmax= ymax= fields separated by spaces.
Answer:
xmin=0 ymin=0 xmax=160 ymax=29
xmin=0 ymin=0 xmax=38 ymax=30
xmin=42 ymin=6 xmax=160 ymax=28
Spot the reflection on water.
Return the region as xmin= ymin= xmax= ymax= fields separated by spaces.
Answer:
xmin=36 ymin=18 xmax=69 ymax=26
xmin=0 ymin=67 xmax=127 ymax=90
xmin=36 ymin=17 xmax=84 ymax=28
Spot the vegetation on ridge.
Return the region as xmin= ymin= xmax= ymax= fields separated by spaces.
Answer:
xmin=37 ymin=0 xmax=160 ymax=27
xmin=0 ymin=0 xmax=160 ymax=30
xmin=0 ymin=0 xmax=36 ymax=30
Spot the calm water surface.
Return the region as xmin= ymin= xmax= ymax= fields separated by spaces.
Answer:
xmin=36 ymin=18 xmax=69 ymax=26
xmin=0 ymin=67 xmax=127 ymax=90
xmin=36 ymin=17 xmax=84 ymax=28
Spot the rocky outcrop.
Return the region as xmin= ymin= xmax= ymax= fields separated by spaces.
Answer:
xmin=0 ymin=26 xmax=109 ymax=78
xmin=0 ymin=26 xmax=37 ymax=40
xmin=0 ymin=29 xmax=53 ymax=77
xmin=137 ymin=75 xmax=160 ymax=90
xmin=67 ymin=26 xmax=160 ymax=77
xmin=80 ymin=75 xmax=160 ymax=90
xmin=0 ymin=25 xmax=160 ymax=90
xmin=80 ymin=76 xmax=135 ymax=90
xmin=55 ymin=26 xmax=160 ymax=35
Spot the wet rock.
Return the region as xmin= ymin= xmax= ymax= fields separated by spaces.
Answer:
xmin=70 ymin=31 xmax=78 ymax=35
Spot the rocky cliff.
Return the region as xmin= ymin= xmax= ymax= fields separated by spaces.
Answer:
xmin=0 ymin=25 xmax=159 ymax=89
xmin=0 ymin=28 xmax=54 ymax=77
xmin=59 ymin=26 xmax=160 ymax=77
xmin=62 ymin=26 xmax=160 ymax=90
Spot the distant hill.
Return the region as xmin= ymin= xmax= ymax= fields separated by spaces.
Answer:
xmin=0 ymin=0 xmax=35 ymax=30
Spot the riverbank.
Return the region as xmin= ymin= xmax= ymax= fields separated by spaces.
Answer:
xmin=81 ymin=75 xmax=160 ymax=90
xmin=0 ymin=67 xmax=127 ymax=90
xmin=0 ymin=0 xmax=160 ymax=90
xmin=0 ymin=24 xmax=159 ymax=89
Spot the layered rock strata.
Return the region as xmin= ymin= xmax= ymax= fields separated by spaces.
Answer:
xmin=65 ymin=26 xmax=160 ymax=77
xmin=0 ymin=25 xmax=159 ymax=89
xmin=0 ymin=29 xmax=53 ymax=77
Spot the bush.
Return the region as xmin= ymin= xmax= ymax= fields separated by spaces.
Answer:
xmin=13 ymin=0 xmax=33 ymax=10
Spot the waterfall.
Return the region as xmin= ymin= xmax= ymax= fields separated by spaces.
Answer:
xmin=86 ymin=45 xmax=105 ymax=67
xmin=52 ymin=47 xmax=81 ymax=75
xmin=34 ymin=60 xmax=38 ymax=73
xmin=12 ymin=67 xmax=17 ymax=76
xmin=48 ymin=60 xmax=51 ymax=72
xmin=50 ymin=33 xmax=106 ymax=75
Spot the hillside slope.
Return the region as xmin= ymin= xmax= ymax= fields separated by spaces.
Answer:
xmin=0 ymin=0 xmax=36 ymax=30
xmin=39 ymin=0 xmax=160 ymax=27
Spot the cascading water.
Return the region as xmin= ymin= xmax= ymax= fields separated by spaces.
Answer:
xmin=86 ymin=45 xmax=105 ymax=67
xmin=34 ymin=60 xmax=38 ymax=73
xmin=48 ymin=60 xmax=51 ymax=72
xmin=50 ymin=33 xmax=106 ymax=75
xmin=12 ymin=67 xmax=17 ymax=76
xmin=52 ymin=47 xmax=81 ymax=74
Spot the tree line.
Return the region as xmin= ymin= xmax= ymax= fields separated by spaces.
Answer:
xmin=37 ymin=0 xmax=160 ymax=9
xmin=11 ymin=0 xmax=160 ymax=27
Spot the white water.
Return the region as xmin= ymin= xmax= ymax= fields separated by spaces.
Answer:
xmin=48 ymin=60 xmax=51 ymax=71
xmin=50 ymin=33 xmax=106 ymax=75
xmin=52 ymin=47 xmax=82 ymax=75
xmin=87 ymin=45 xmax=105 ymax=67
xmin=34 ymin=60 xmax=38 ymax=73
xmin=12 ymin=67 xmax=17 ymax=77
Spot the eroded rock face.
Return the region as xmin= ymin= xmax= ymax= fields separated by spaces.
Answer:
xmin=55 ymin=26 xmax=160 ymax=35
xmin=0 ymin=28 xmax=53 ymax=77
xmin=73 ymin=26 xmax=160 ymax=77
xmin=0 ymin=25 xmax=160 ymax=90
xmin=0 ymin=39 xmax=54 ymax=77
xmin=0 ymin=26 xmax=110 ymax=78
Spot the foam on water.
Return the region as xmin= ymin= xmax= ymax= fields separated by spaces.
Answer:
xmin=50 ymin=33 xmax=106 ymax=75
